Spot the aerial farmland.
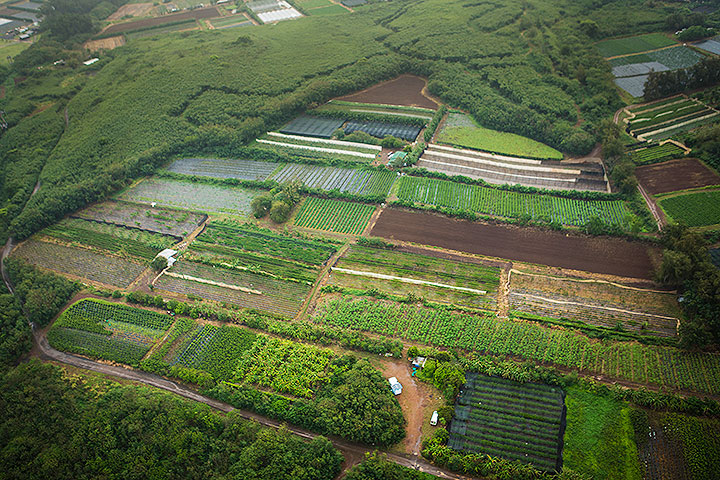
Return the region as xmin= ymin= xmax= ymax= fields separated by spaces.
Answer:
xmin=1 ymin=0 xmax=720 ymax=479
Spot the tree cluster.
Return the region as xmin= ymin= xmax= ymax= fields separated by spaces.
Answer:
xmin=645 ymin=57 xmax=720 ymax=100
xmin=250 ymin=181 xmax=301 ymax=223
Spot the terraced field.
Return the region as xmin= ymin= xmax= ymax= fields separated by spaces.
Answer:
xmin=626 ymin=98 xmax=719 ymax=141
xmin=165 ymin=157 xmax=279 ymax=180
xmin=396 ymin=176 xmax=631 ymax=226
xmin=269 ymin=163 xmax=396 ymax=196
xmin=450 ymin=373 xmax=565 ymax=472
xmin=12 ymin=239 xmax=146 ymax=288
xmin=48 ymin=299 xmax=174 ymax=365
xmin=329 ymin=245 xmax=500 ymax=310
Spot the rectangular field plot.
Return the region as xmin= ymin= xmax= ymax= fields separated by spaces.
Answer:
xmin=344 ymin=120 xmax=421 ymax=141
xmin=308 ymin=4 xmax=348 ymax=15
xmin=39 ymin=218 xmax=177 ymax=261
xmin=659 ymin=190 xmax=720 ymax=227
xmin=329 ymin=245 xmax=500 ymax=310
xmin=47 ymin=299 xmax=174 ymax=365
xmin=437 ymin=113 xmax=563 ymax=160
xmin=508 ymin=270 xmax=682 ymax=338
xmin=610 ymin=46 xmax=703 ymax=72
xmin=614 ymin=75 xmax=649 ymax=98
xmin=270 ymin=164 xmax=396 ymax=197
xmin=117 ymin=178 xmax=257 ymax=217
xmin=694 ymin=37 xmax=720 ymax=55
xmin=12 ymin=240 xmax=146 ymax=288
xmin=193 ymin=220 xmax=337 ymax=266
xmin=596 ymin=33 xmax=677 ymax=58
xmin=233 ymin=336 xmax=333 ymax=398
xmin=280 ymin=115 xmax=345 ymax=138
xmin=293 ymin=197 xmax=375 ymax=235
xmin=449 ymin=373 xmax=565 ymax=472
xmin=165 ymin=157 xmax=278 ymax=181
xmin=627 ymin=143 xmax=685 ymax=166
xmin=73 ymin=200 xmax=206 ymax=237
xmin=313 ymin=297 xmax=720 ymax=395
xmin=396 ymin=176 xmax=632 ymax=227
xmin=169 ymin=324 xmax=257 ymax=381
xmin=636 ymin=158 xmax=720 ymax=195
xmin=156 ymin=260 xmax=311 ymax=317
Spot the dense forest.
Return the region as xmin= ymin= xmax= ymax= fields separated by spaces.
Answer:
xmin=0 ymin=0 xmax=685 ymax=242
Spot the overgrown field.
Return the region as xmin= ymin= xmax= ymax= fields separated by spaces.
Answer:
xmin=449 ymin=373 xmax=565 ymax=472
xmin=658 ymin=190 xmax=720 ymax=227
xmin=293 ymin=197 xmax=375 ymax=234
xmin=313 ymin=297 xmax=720 ymax=395
xmin=396 ymin=176 xmax=632 ymax=227
xmin=436 ymin=113 xmax=563 ymax=159
xmin=48 ymin=299 xmax=174 ymax=365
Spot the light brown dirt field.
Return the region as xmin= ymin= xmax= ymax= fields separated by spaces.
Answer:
xmin=84 ymin=36 xmax=126 ymax=52
xmin=102 ymin=6 xmax=220 ymax=35
xmin=107 ymin=3 xmax=154 ymax=21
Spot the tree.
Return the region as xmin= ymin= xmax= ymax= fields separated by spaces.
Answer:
xmin=269 ymin=200 xmax=292 ymax=223
xmin=251 ymin=194 xmax=272 ymax=218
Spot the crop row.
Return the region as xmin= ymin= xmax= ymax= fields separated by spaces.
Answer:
xmin=396 ymin=177 xmax=631 ymax=226
xmin=632 ymin=107 xmax=715 ymax=135
xmin=232 ymin=336 xmax=334 ymax=398
xmin=313 ymin=298 xmax=720 ymax=395
xmin=270 ymin=163 xmax=396 ymax=197
xmin=293 ymin=197 xmax=375 ymax=235
xmin=196 ymin=220 xmax=337 ymax=265
xmin=48 ymin=327 xmax=151 ymax=365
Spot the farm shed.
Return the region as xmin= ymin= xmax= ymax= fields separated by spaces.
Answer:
xmin=156 ymin=248 xmax=178 ymax=267
xmin=411 ymin=356 xmax=427 ymax=369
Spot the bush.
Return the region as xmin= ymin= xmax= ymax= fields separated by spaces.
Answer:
xmin=380 ymin=135 xmax=405 ymax=148
xmin=251 ymin=194 xmax=272 ymax=219
xmin=151 ymin=255 xmax=168 ymax=271
xmin=269 ymin=200 xmax=292 ymax=223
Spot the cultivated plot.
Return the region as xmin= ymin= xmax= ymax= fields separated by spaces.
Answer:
xmin=279 ymin=115 xmax=345 ymax=138
xmin=335 ymin=74 xmax=439 ymax=109
xmin=73 ymin=200 xmax=206 ymax=237
xmin=293 ymin=197 xmax=375 ymax=235
xmin=118 ymin=178 xmax=257 ymax=217
xmin=627 ymin=143 xmax=686 ymax=166
xmin=270 ymin=164 xmax=396 ymax=196
xmin=658 ymin=190 xmax=720 ymax=227
xmin=596 ymin=33 xmax=677 ymax=58
xmin=48 ymin=299 xmax=174 ymax=365
xmin=636 ymin=158 xmax=720 ymax=195
xmin=450 ymin=373 xmax=565 ymax=472
xmin=12 ymin=239 xmax=146 ymax=288
xmin=165 ymin=157 xmax=279 ymax=181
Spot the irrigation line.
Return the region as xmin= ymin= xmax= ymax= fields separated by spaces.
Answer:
xmin=331 ymin=267 xmax=486 ymax=294
xmin=164 ymin=272 xmax=262 ymax=295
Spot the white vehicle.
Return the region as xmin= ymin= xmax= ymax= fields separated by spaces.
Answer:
xmin=430 ymin=411 xmax=439 ymax=426
xmin=388 ymin=377 xmax=402 ymax=395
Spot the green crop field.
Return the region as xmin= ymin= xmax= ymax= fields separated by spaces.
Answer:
xmin=449 ymin=373 xmax=564 ymax=472
xmin=595 ymin=33 xmax=677 ymax=58
xmin=308 ymin=4 xmax=348 ymax=15
xmin=436 ymin=113 xmax=563 ymax=159
xmin=293 ymin=197 xmax=375 ymax=234
xmin=659 ymin=190 xmax=720 ymax=227
xmin=48 ymin=299 xmax=174 ymax=365
xmin=396 ymin=176 xmax=633 ymax=227
xmin=40 ymin=218 xmax=177 ymax=260
xmin=313 ymin=297 xmax=720 ymax=395
xmin=627 ymin=143 xmax=685 ymax=165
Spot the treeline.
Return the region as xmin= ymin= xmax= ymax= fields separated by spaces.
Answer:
xmin=645 ymin=57 xmax=720 ymax=100
xmin=39 ymin=0 xmax=131 ymax=43
xmin=655 ymin=225 xmax=720 ymax=350
xmin=0 ymin=361 xmax=344 ymax=479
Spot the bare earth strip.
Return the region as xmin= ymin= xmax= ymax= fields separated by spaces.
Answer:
xmin=331 ymin=267 xmax=487 ymax=294
xmin=163 ymin=271 xmax=262 ymax=295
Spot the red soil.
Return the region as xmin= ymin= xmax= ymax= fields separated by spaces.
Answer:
xmin=336 ymin=74 xmax=440 ymax=110
xmin=636 ymin=158 xmax=720 ymax=196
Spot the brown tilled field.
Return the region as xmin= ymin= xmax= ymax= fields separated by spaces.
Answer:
xmin=370 ymin=208 xmax=657 ymax=279
xmin=636 ymin=158 xmax=720 ymax=196
xmin=335 ymin=74 xmax=440 ymax=109
xmin=102 ymin=6 xmax=220 ymax=34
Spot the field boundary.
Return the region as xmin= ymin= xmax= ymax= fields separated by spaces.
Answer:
xmin=509 ymin=269 xmax=672 ymax=293
xmin=163 ymin=271 xmax=262 ymax=295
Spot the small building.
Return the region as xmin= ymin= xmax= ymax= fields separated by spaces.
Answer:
xmin=388 ymin=150 xmax=408 ymax=168
xmin=411 ymin=356 xmax=427 ymax=369
xmin=388 ymin=376 xmax=402 ymax=395
xmin=156 ymin=248 xmax=178 ymax=267
xmin=83 ymin=58 xmax=99 ymax=66
xmin=430 ymin=411 xmax=439 ymax=426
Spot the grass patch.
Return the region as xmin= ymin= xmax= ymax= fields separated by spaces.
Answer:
xmin=0 ymin=41 xmax=30 ymax=66
xmin=596 ymin=33 xmax=677 ymax=58
xmin=563 ymin=387 xmax=642 ymax=480
xmin=308 ymin=4 xmax=348 ymax=15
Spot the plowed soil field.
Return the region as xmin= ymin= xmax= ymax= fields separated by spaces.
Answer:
xmin=335 ymin=74 xmax=440 ymax=109
xmin=370 ymin=209 xmax=657 ymax=279
xmin=636 ymin=158 xmax=720 ymax=195
xmin=102 ymin=6 xmax=220 ymax=34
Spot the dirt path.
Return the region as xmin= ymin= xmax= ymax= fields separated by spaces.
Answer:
xmin=638 ymin=184 xmax=665 ymax=230
xmin=377 ymin=358 xmax=427 ymax=456
xmin=496 ymin=265 xmax=511 ymax=318
xmin=605 ymin=43 xmax=680 ymax=60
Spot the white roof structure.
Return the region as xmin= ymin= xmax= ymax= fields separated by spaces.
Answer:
xmin=388 ymin=377 xmax=402 ymax=395
xmin=157 ymin=249 xmax=178 ymax=267
xmin=83 ymin=58 xmax=99 ymax=66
